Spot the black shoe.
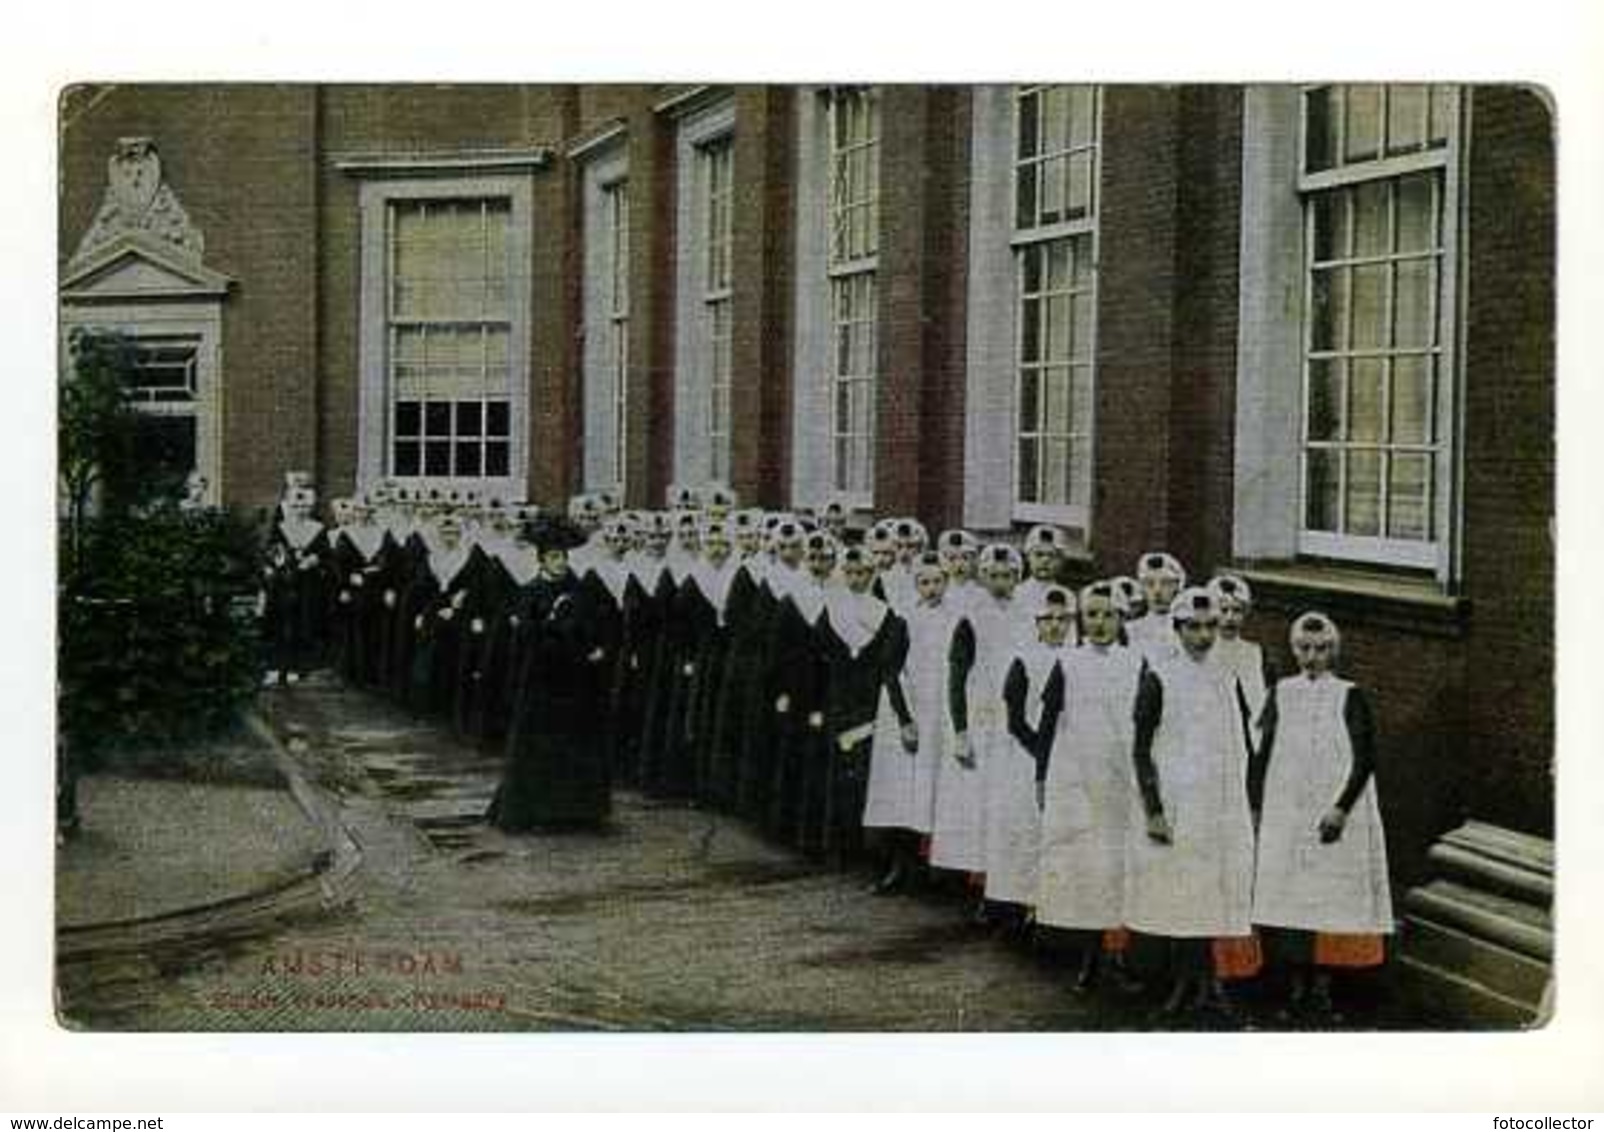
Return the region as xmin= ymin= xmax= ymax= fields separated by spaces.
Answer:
xmin=1071 ymin=950 xmax=1099 ymax=995
xmin=869 ymin=862 xmax=906 ymax=896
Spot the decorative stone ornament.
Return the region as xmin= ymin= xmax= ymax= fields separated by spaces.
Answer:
xmin=71 ymin=138 xmax=206 ymax=269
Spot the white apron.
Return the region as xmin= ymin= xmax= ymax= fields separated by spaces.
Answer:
xmin=929 ymin=594 xmax=1012 ymax=872
xmin=1036 ymin=643 xmax=1145 ymax=930
xmin=983 ymin=639 xmax=1059 ymax=904
xmin=1126 ymin=613 xmax=1180 ymax=669
xmin=1123 ymin=650 xmax=1256 ymax=938
xmin=1251 ymin=675 xmax=1394 ymax=934
xmin=1215 ymin=635 xmax=1269 ymax=741
xmin=864 ymin=602 xmax=957 ymax=833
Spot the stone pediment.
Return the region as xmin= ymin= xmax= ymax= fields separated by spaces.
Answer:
xmin=61 ymin=137 xmax=233 ymax=303
xmin=60 ymin=235 xmax=234 ymax=303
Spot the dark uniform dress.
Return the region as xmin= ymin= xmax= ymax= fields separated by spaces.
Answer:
xmin=647 ymin=571 xmax=716 ymax=800
xmin=383 ymin=534 xmax=435 ymax=705
xmin=703 ymin=564 xmax=761 ymax=812
xmin=486 ymin=569 xmax=620 ymax=831
xmin=452 ymin=552 xmax=517 ymax=743
xmin=624 ymin=560 xmax=676 ymax=789
xmin=821 ymin=601 xmax=913 ymax=864
xmin=767 ymin=584 xmax=833 ymax=852
xmin=730 ymin=565 xmax=787 ymax=825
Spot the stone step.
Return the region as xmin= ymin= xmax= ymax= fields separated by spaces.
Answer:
xmin=1393 ymin=952 xmax=1543 ymax=1030
xmin=1427 ymin=841 xmax=1554 ymax=905
xmin=1402 ymin=915 xmax=1550 ymax=1007
xmin=1441 ymin=820 xmax=1554 ymax=876
xmin=1404 ymin=879 xmax=1552 ymax=961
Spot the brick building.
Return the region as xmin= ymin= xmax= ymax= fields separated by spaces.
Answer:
xmin=57 ymin=83 xmax=1555 ymax=889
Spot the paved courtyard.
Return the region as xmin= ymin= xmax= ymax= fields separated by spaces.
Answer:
xmin=55 ymin=676 xmax=1417 ymax=1032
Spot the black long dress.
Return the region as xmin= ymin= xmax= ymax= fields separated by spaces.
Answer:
xmin=452 ymin=553 xmax=517 ymax=742
xmin=625 ymin=561 xmax=676 ymax=789
xmin=728 ymin=566 xmax=785 ymax=824
xmin=647 ymin=572 xmax=716 ymax=800
xmin=821 ymin=605 xmax=912 ymax=862
xmin=486 ymin=569 xmax=620 ymax=831
xmin=767 ymin=587 xmax=832 ymax=852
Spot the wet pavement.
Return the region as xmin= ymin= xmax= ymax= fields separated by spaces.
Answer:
xmin=54 ymin=674 xmax=1415 ymax=1032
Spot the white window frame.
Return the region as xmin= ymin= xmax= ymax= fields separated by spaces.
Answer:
xmin=672 ymin=97 xmax=737 ymax=488
xmin=1233 ymin=85 xmax=1464 ymax=581
xmin=356 ymin=174 xmax=534 ymax=502
xmin=580 ymin=141 xmax=630 ymax=496
xmin=60 ymin=302 xmax=225 ymax=505
xmin=964 ymin=84 xmax=1102 ymax=532
xmin=791 ymin=85 xmax=881 ymax=510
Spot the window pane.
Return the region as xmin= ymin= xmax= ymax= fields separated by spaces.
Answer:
xmin=1307 ymin=359 xmax=1343 ymax=441
xmin=1071 ymin=235 xmax=1095 ymax=286
xmin=1069 ymin=86 xmax=1095 ymax=146
xmin=1046 ymin=238 xmax=1071 ymax=290
xmin=1040 ymin=155 xmax=1066 ymax=224
xmin=394 ymin=441 xmax=420 ymax=477
xmin=486 ymin=400 xmax=510 ymax=437
xmin=1345 ymin=448 xmax=1382 ymax=536
xmin=1344 ymin=84 xmax=1383 ymax=163
xmin=395 ymin=400 xmax=421 ymax=437
xmin=1017 ymin=439 xmax=1039 ymax=503
xmin=1018 ymin=367 xmax=1041 ymax=432
xmin=1070 ymin=293 xmax=1093 ymax=359
xmin=1353 ymin=181 xmax=1389 ymax=258
xmin=1043 ymin=367 xmax=1072 ymax=434
xmin=484 ymin=441 xmax=509 ymax=477
xmin=1066 ymin=152 xmax=1093 ymax=220
xmin=1017 ymin=90 xmax=1040 ymax=161
xmin=1387 ymin=84 xmax=1428 ymax=154
xmin=1350 ymin=263 xmax=1388 ymax=349
xmin=425 ymin=401 xmax=452 ymax=437
xmin=1042 ymin=438 xmax=1070 ymax=505
xmin=425 ymin=440 xmax=451 ymax=476
xmin=1395 ymin=173 xmax=1437 ymax=254
xmin=1020 ymin=296 xmax=1042 ymax=364
xmin=455 ymin=442 xmax=482 ymax=478
xmin=1311 ymin=191 xmax=1348 ymax=263
xmin=1046 ymin=294 xmax=1071 ymax=361
xmin=1348 ymin=358 xmax=1385 ymax=443
xmin=1015 ymin=162 xmax=1038 ymax=229
xmin=1390 ymin=356 xmax=1432 ymax=444
xmin=1387 ymin=452 xmax=1431 ymax=540
xmin=1393 ymin=257 xmax=1435 ymax=349
xmin=1310 ymin=267 xmax=1348 ymax=352
xmin=1021 ymin=243 xmax=1044 ymax=293
xmin=455 ymin=400 xmax=482 ymax=438
xmin=1070 ymin=364 xmax=1093 ymax=434
xmin=1306 ymin=448 xmax=1340 ymax=531
xmin=1070 ymin=438 xmax=1093 ymax=508
xmin=1304 ymin=86 xmax=1339 ymax=173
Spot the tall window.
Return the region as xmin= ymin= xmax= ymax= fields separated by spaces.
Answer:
xmin=1012 ymin=85 xmax=1100 ymax=520
xmin=387 ymin=198 xmax=513 ymax=483
xmin=605 ymin=178 xmax=631 ymax=491
xmin=700 ymin=136 xmax=735 ymax=484
xmin=1298 ymin=84 xmax=1459 ymax=567
xmin=828 ymin=87 xmax=879 ymax=499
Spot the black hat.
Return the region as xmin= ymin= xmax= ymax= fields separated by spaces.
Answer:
xmin=524 ymin=513 xmax=589 ymax=552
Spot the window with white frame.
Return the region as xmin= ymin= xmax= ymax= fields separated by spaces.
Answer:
xmin=1011 ymin=85 xmax=1100 ymax=521
xmin=701 ymin=136 xmax=735 ymax=485
xmin=671 ymin=98 xmax=736 ymax=489
xmin=1297 ymin=83 xmax=1459 ymax=568
xmin=606 ymin=179 xmax=631 ymax=492
xmin=355 ymin=173 xmax=533 ymax=500
xmin=828 ymin=88 xmax=880 ymax=499
xmin=581 ymin=139 xmax=630 ymax=496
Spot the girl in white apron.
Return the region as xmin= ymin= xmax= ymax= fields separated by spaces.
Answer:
xmin=973 ymin=544 xmax=1040 ymax=927
xmin=1125 ymin=587 xmax=1259 ymax=1017
xmin=863 ymin=553 xmax=957 ymax=894
xmin=927 ymin=530 xmax=992 ymax=910
xmin=1030 ymin=580 xmax=1147 ymax=991
xmin=1209 ymin=573 xmax=1270 ymax=747
xmin=1127 ymin=551 xmax=1186 ymax=666
xmin=1250 ymin=612 xmax=1393 ymax=1021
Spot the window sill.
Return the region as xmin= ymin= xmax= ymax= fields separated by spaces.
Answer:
xmin=1232 ymin=561 xmax=1471 ymax=639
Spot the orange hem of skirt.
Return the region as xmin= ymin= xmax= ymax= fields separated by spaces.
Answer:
xmin=1212 ymin=934 xmax=1264 ymax=980
xmin=1313 ymin=932 xmax=1387 ymax=968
